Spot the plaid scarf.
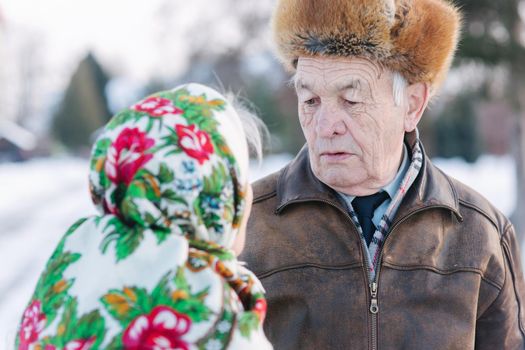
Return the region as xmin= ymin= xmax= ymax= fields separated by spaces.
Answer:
xmin=346 ymin=137 xmax=423 ymax=280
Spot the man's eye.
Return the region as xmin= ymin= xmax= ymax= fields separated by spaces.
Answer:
xmin=345 ymin=100 xmax=359 ymax=106
xmin=304 ymin=98 xmax=319 ymax=106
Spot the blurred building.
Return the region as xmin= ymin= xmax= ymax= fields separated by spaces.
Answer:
xmin=0 ymin=119 xmax=37 ymax=162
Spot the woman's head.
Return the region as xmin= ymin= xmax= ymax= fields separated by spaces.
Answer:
xmin=88 ymin=83 xmax=260 ymax=253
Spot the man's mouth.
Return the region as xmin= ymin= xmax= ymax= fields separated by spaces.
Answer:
xmin=320 ymin=152 xmax=353 ymax=161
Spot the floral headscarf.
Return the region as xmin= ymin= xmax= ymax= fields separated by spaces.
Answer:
xmin=89 ymin=83 xmax=249 ymax=251
xmin=16 ymin=84 xmax=272 ymax=350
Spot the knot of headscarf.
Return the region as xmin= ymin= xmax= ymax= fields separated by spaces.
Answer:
xmin=88 ymin=83 xmax=249 ymax=256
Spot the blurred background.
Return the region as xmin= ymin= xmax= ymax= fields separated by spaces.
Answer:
xmin=1 ymin=0 xmax=524 ymax=346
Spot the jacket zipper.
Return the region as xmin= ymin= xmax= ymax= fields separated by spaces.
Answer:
xmin=368 ymin=204 xmax=462 ymax=350
xmin=278 ymin=199 xmax=460 ymax=350
xmin=370 ymin=281 xmax=379 ymax=350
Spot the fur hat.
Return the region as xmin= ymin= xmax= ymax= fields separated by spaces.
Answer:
xmin=272 ymin=0 xmax=462 ymax=93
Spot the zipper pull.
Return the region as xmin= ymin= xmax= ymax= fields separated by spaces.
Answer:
xmin=370 ymin=282 xmax=379 ymax=314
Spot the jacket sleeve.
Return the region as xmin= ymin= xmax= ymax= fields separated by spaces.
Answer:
xmin=475 ymin=224 xmax=525 ymax=350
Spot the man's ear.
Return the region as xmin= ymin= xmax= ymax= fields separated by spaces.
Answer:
xmin=404 ymin=82 xmax=430 ymax=132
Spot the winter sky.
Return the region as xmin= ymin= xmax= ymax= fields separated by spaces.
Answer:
xmin=1 ymin=0 xmax=272 ymax=80
xmin=2 ymin=0 xmax=185 ymax=81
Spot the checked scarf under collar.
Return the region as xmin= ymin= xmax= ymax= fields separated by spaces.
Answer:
xmin=347 ymin=135 xmax=424 ymax=281
xmin=16 ymin=84 xmax=272 ymax=350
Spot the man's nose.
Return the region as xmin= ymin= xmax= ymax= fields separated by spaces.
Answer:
xmin=316 ymin=104 xmax=346 ymax=138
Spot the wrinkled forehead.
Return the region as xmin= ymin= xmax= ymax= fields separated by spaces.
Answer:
xmin=294 ymin=56 xmax=391 ymax=95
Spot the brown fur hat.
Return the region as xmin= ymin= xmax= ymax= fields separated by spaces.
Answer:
xmin=272 ymin=0 xmax=462 ymax=93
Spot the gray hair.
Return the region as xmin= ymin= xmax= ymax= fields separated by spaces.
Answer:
xmin=225 ymin=92 xmax=269 ymax=164
xmin=392 ymin=71 xmax=408 ymax=107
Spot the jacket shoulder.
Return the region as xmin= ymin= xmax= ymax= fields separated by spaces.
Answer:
xmin=252 ymin=169 xmax=282 ymax=203
xmin=445 ymin=171 xmax=525 ymax=338
xmin=444 ymin=170 xmax=511 ymax=287
xmin=445 ymin=172 xmax=511 ymax=234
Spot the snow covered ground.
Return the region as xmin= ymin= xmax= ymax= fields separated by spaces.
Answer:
xmin=0 ymin=154 xmax=517 ymax=347
xmin=0 ymin=154 xmax=292 ymax=347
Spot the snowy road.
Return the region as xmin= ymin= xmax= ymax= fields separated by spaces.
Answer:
xmin=0 ymin=159 xmax=96 ymax=347
xmin=0 ymin=155 xmax=291 ymax=347
xmin=0 ymin=154 xmax=518 ymax=348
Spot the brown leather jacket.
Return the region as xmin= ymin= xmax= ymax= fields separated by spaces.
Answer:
xmin=241 ymin=134 xmax=525 ymax=350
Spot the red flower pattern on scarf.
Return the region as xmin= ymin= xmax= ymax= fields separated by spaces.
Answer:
xmin=122 ymin=306 xmax=191 ymax=350
xmin=132 ymin=97 xmax=182 ymax=117
xmin=253 ymin=298 xmax=267 ymax=322
xmin=18 ymin=300 xmax=46 ymax=350
xmin=44 ymin=337 xmax=96 ymax=350
xmin=176 ymin=124 xmax=214 ymax=164
xmin=105 ymin=127 xmax=155 ymax=186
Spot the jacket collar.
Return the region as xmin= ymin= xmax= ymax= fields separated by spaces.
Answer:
xmin=276 ymin=130 xmax=463 ymax=222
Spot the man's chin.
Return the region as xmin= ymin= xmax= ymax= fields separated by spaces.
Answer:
xmin=315 ymin=169 xmax=365 ymax=191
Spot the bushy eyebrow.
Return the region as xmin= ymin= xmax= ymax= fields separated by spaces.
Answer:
xmin=335 ymin=79 xmax=362 ymax=92
xmin=294 ymin=77 xmax=363 ymax=93
xmin=293 ymin=76 xmax=310 ymax=91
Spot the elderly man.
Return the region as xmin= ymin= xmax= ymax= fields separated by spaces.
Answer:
xmin=240 ymin=0 xmax=525 ymax=349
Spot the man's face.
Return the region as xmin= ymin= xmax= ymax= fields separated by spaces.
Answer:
xmin=295 ymin=56 xmax=408 ymax=196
